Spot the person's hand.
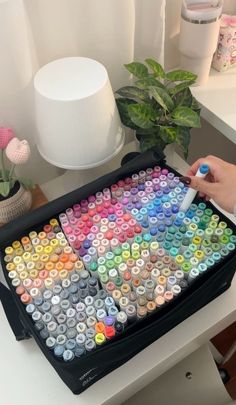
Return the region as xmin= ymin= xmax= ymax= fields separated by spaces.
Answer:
xmin=180 ymin=155 xmax=236 ymax=213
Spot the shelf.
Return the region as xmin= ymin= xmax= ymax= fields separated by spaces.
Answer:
xmin=191 ymin=66 xmax=236 ymax=144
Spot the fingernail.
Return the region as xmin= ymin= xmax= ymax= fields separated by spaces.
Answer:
xmin=179 ymin=176 xmax=191 ymax=185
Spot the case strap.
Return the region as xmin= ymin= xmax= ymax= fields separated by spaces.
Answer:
xmin=0 ymin=281 xmax=31 ymax=341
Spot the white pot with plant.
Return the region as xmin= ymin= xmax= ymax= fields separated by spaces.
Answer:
xmin=0 ymin=128 xmax=33 ymax=224
xmin=116 ymin=58 xmax=201 ymax=161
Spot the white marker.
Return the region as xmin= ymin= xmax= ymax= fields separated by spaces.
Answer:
xmin=180 ymin=164 xmax=209 ymax=212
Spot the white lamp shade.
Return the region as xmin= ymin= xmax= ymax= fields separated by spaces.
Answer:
xmin=34 ymin=57 xmax=124 ymax=169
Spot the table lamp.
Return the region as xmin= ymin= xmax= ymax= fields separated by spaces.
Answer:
xmin=34 ymin=57 xmax=125 ymax=178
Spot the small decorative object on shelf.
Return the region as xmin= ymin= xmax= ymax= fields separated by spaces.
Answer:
xmin=212 ymin=14 xmax=236 ymax=72
xmin=115 ymin=58 xmax=201 ymax=159
xmin=0 ymin=127 xmax=34 ymax=224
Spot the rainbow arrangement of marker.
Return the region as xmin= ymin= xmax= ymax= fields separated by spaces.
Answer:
xmin=4 ymin=166 xmax=236 ymax=362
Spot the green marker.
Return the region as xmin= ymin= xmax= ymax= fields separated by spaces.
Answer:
xmin=114 ymin=256 xmax=123 ymax=267
xmin=212 ymin=252 xmax=221 ymax=262
xmin=121 ymin=242 xmax=130 ymax=252
xmin=140 ymin=241 xmax=149 ymax=250
xmin=98 ymin=265 xmax=107 ymax=277
xmin=189 ymin=243 xmax=197 ymax=253
xmin=106 ymin=251 xmax=114 ymax=260
xmin=106 ymin=260 xmax=115 ymax=270
xmin=205 ymin=257 xmax=215 ymax=267
xmin=230 ymin=235 xmax=236 ymax=244
xmin=162 ymin=241 xmax=172 ymax=251
xmin=219 ymin=235 xmax=229 ymax=245
xmin=166 ymin=233 xmax=174 ymax=242
xmin=212 ymin=243 xmax=221 ymax=252
xmin=198 ymin=202 xmax=206 ymax=210
xmin=181 ymin=262 xmax=191 ymax=277
xmin=209 ymin=221 xmax=217 ymax=230
xmin=172 ymin=240 xmax=181 ymax=249
xmin=227 ymin=242 xmax=235 ymax=252
xmin=220 ymin=247 xmax=229 ymax=258
xmin=89 ymin=262 xmax=98 ymax=275
xmin=205 ymin=208 xmax=213 ymax=217
xmin=113 ymin=246 xmax=122 ymax=256
xmin=169 ymin=247 xmax=179 ymax=257
xmin=183 ymin=250 xmax=192 ymax=260
xmin=195 ymin=209 xmax=204 ymax=218
xmin=224 ymin=228 xmax=233 ymax=237
xmin=203 ymin=247 xmax=213 ymax=257
xmin=134 ymin=235 xmax=143 ymax=244
xmin=132 ymin=251 xmax=140 ymax=261
xmin=100 ymin=274 xmax=109 ymax=287
xmin=115 ymin=277 xmax=123 ymax=288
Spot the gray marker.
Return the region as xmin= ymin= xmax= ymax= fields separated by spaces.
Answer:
xmin=42 ymin=313 xmax=53 ymax=324
xmin=96 ymin=309 xmax=107 ymax=322
xmin=62 ymin=279 xmax=71 ymax=289
xmin=179 ymin=279 xmax=188 ymax=290
xmin=57 ymin=313 xmax=67 ymax=324
xmin=46 ymin=336 xmax=56 ymax=349
xmin=86 ymin=316 xmax=97 ymax=328
xmin=171 ymin=285 xmax=182 ymax=296
xmin=57 ymin=324 xmax=67 ymax=335
xmin=60 ymin=299 xmax=70 ymax=312
xmin=86 ymin=306 xmax=96 ymax=317
xmin=32 ymin=311 xmax=42 ymax=322
xmin=167 ymin=276 xmax=177 ymax=291
xmin=53 ymin=285 xmax=62 ymax=295
xmin=80 ymin=270 xmax=90 ymax=281
xmin=70 ymin=293 xmax=80 ymax=307
xmin=63 ymin=349 xmax=75 ymax=362
xmin=76 ymin=311 xmax=87 ymax=323
xmin=85 ymin=339 xmax=96 ymax=352
xmin=104 ymin=296 xmax=115 ymax=309
xmin=76 ymin=333 xmax=86 ymax=346
xmin=86 ymin=328 xmax=96 ymax=339
xmin=144 ymin=280 xmax=155 ymax=300
xmin=108 ymin=306 xmax=118 ymax=317
xmin=80 ymin=289 xmax=88 ymax=302
xmin=43 ymin=290 xmax=53 ymax=301
xmin=68 ymin=283 xmax=78 ymax=295
xmin=88 ymin=287 xmax=97 ymax=298
xmin=76 ymin=302 xmax=86 ymax=312
xmin=75 ymin=345 xmax=86 ymax=358
xmin=84 ymin=296 xmax=94 ymax=307
xmin=97 ymin=290 xmax=107 ymax=300
xmin=116 ymin=311 xmax=128 ymax=326
xmin=41 ymin=302 xmax=51 ymax=313
xmin=34 ymin=321 xmax=44 ymax=332
xmin=70 ymin=273 xmax=80 ymax=284
xmin=94 ymin=298 xmax=105 ymax=310
xmin=60 ymin=289 xmax=70 ymax=300
xmin=88 ymin=277 xmax=99 ymax=291
xmin=56 ymin=334 xmax=67 ymax=346
xmin=26 ymin=304 xmax=35 ymax=315
xmin=175 ymin=270 xmax=184 ymax=283
xmin=188 ymin=268 xmax=199 ymax=283
xmin=65 ymin=339 xmax=76 ymax=351
xmin=47 ymin=321 xmax=58 ymax=337
xmin=34 ymin=297 xmax=43 ymax=307
xmin=40 ymin=328 xmax=49 ymax=340
xmin=66 ymin=318 xmax=76 ymax=329
xmin=76 ymin=322 xmax=87 ymax=334
xmin=66 ymin=308 xmax=76 ymax=319
xmin=126 ymin=305 xmax=137 ymax=322
xmin=66 ymin=328 xmax=77 ymax=340
xmin=51 ymin=305 xmax=61 ymax=317
xmin=54 ymin=345 xmax=64 ymax=358
xmin=51 ymin=295 xmax=61 ymax=306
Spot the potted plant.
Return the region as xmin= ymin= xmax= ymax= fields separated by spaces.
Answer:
xmin=116 ymin=58 xmax=201 ymax=159
xmin=0 ymin=127 xmax=34 ymax=224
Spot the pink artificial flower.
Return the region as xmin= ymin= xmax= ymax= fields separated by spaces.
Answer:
xmin=0 ymin=127 xmax=14 ymax=149
xmin=5 ymin=137 xmax=31 ymax=165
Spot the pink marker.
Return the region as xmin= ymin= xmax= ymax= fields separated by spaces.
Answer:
xmin=116 ymin=218 xmax=124 ymax=227
xmin=113 ymin=227 xmax=122 ymax=237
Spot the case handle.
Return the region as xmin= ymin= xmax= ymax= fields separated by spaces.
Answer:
xmin=0 ymin=281 xmax=31 ymax=341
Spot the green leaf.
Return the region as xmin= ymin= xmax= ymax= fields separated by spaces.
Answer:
xmin=171 ymin=106 xmax=201 ymax=128
xmin=174 ymin=88 xmax=193 ymax=108
xmin=149 ymin=86 xmax=174 ymax=112
xmin=176 ymin=127 xmax=191 ymax=160
xmin=145 ymin=59 xmax=165 ymax=78
xmin=0 ymin=181 xmax=10 ymax=197
xmin=166 ymin=69 xmax=197 ymax=82
xmin=116 ymin=98 xmax=139 ymax=130
xmin=124 ymin=62 xmax=149 ymax=78
xmin=169 ymin=80 xmax=195 ymax=96
xmin=159 ymin=126 xmax=179 ymax=144
xmin=17 ymin=177 xmax=35 ymax=189
xmin=139 ymin=134 xmax=166 ymax=153
xmin=116 ymin=86 xmax=149 ymax=101
xmin=128 ymin=103 xmax=156 ymax=129
xmin=191 ymin=96 xmax=201 ymax=114
xmin=135 ymin=76 xmax=165 ymax=90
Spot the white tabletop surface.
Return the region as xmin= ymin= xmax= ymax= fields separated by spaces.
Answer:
xmin=191 ymin=66 xmax=236 ymax=144
xmin=0 ymin=147 xmax=236 ymax=405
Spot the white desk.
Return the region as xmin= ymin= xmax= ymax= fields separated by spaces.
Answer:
xmin=0 ymin=147 xmax=235 ymax=405
xmin=191 ymin=67 xmax=236 ymax=144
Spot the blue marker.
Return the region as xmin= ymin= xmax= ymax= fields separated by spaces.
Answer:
xmin=180 ymin=164 xmax=210 ymax=211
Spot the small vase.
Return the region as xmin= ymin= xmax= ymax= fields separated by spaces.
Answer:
xmin=0 ymin=182 xmax=32 ymax=224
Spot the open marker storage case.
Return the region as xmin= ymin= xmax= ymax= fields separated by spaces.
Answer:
xmin=0 ymin=149 xmax=236 ymax=394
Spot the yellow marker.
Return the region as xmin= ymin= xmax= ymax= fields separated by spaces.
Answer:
xmin=59 ymin=239 xmax=67 ymax=248
xmin=59 ymin=269 xmax=68 ymax=280
xmin=49 ymin=269 xmax=59 ymax=280
xmin=131 ymin=243 xmax=140 ymax=252
xmin=158 ymin=275 xmax=167 ymax=286
xmin=45 ymin=261 xmax=54 ymax=271
xmin=44 ymin=277 xmax=54 ymax=289
xmin=189 ymin=223 xmax=198 ymax=232
xmin=12 ymin=241 xmax=21 ymax=250
xmin=35 ymin=245 xmax=44 ymax=255
xmin=38 ymin=232 xmax=47 ymax=240
xmin=175 ymin=255 xmax=184 ymax=265
xmin=122 ymin=251 xmax=130 ymax=261
xmin=24 ymin=243 xmax=33 ymax=253
xmin=5 ymin=246 xmax=14 ymax=256
xmin=50 ymin=218 xmax=59 ymax=227
xmin=44 ymin=246 xmax=53 ymax=255
xmin=50 ymin=239 xmax=59 ymax=248
xmin=29 ymin=269 xmax=38 ymax=279
xmin=41 ymin=254 xmax=49 ymax=263
xmin=132 ymin=251 xmax=140 ymax=260
xmin=64 ymin=246 xmax=73 ymax=255
xmin=140 ymin=241 xmax=149 ymax=250
xmin=35 ymin=262 xmax=44 ymax=271
xmin=192 ymin=236 xmax=202 ymax=246
xmin=6 ymin=263 xmax=15 ymax=272
xmin=13 ymin=256 xmax=23 ymax=265
xmin=19 ymin=271 xmax=29 ymax=281
xmin=29 ymin=231 xmax=37 ymax=240
xmin=4 ymin=255 xmax=13 ymax=263
xmin=161 ymin=268 xmax=171 ymax=278
xmin=211 ymin=214 xmax=219 ymax=223
xmin=16 ymin=263 xmax=26 ymax=273
xmin=95 ymin=333 xmax=106 ymax=345
xmin=194 ymin=250 xmax=204 ymax=261
xmin=41 ymin=238 xmax=50 ymax=247
xmin=219 ymin=221 xmax=227 ymax=230
xmin=31 ymin=254 xmax=40 ymax=262
xmin=209 ymin=221 xmax=217 ymax=229
xmin=26 ymin=261 xmax=35 ymax=271
xmin=15 ymin=248 xmax=24 ymax=256
xmin=75 ymin=260 xmax=84 ymax=271
xmin=22 ymin=252 xmax=32 ymax=262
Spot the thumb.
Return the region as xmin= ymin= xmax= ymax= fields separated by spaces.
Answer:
xmin=181 ymin=176 xmax=217 ymax=198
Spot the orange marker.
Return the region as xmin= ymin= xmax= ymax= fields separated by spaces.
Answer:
xmin=45 ymin=261 xmax=54 ymax=271
xmin=50 ymin=254 xmax=59 ymax=263
xmin=95 ymin=322 xmax=105 ymax=334
xmin=21 ymin=236 xmax=30 ymax=246
xmin=21 ymin=293 xmax=32 ymax=304
xmin=39 ymin=270 xmax=49 ymax=280
xmin=29 ymin=269 xmax=39 ymax=279
xmin=64 ymin=261 xmax=74 ymax=271
xmin=35 ymin=262 xmax=44 ymax=271
xmin=60 ymin=254 xmax=69 ymax=263
xmin=55 ymin=262 xmax=64 ymax=271
xmin=69 ymin=253 xmax=78 ymax=263
xmin=38 ymin=232 xmax=47 ymax=240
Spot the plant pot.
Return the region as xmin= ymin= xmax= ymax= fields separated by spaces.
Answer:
xmin=134 ymin=133 xmax=175 ymax=165
xmin=0 ymin=182 xmax=32 ymax=224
